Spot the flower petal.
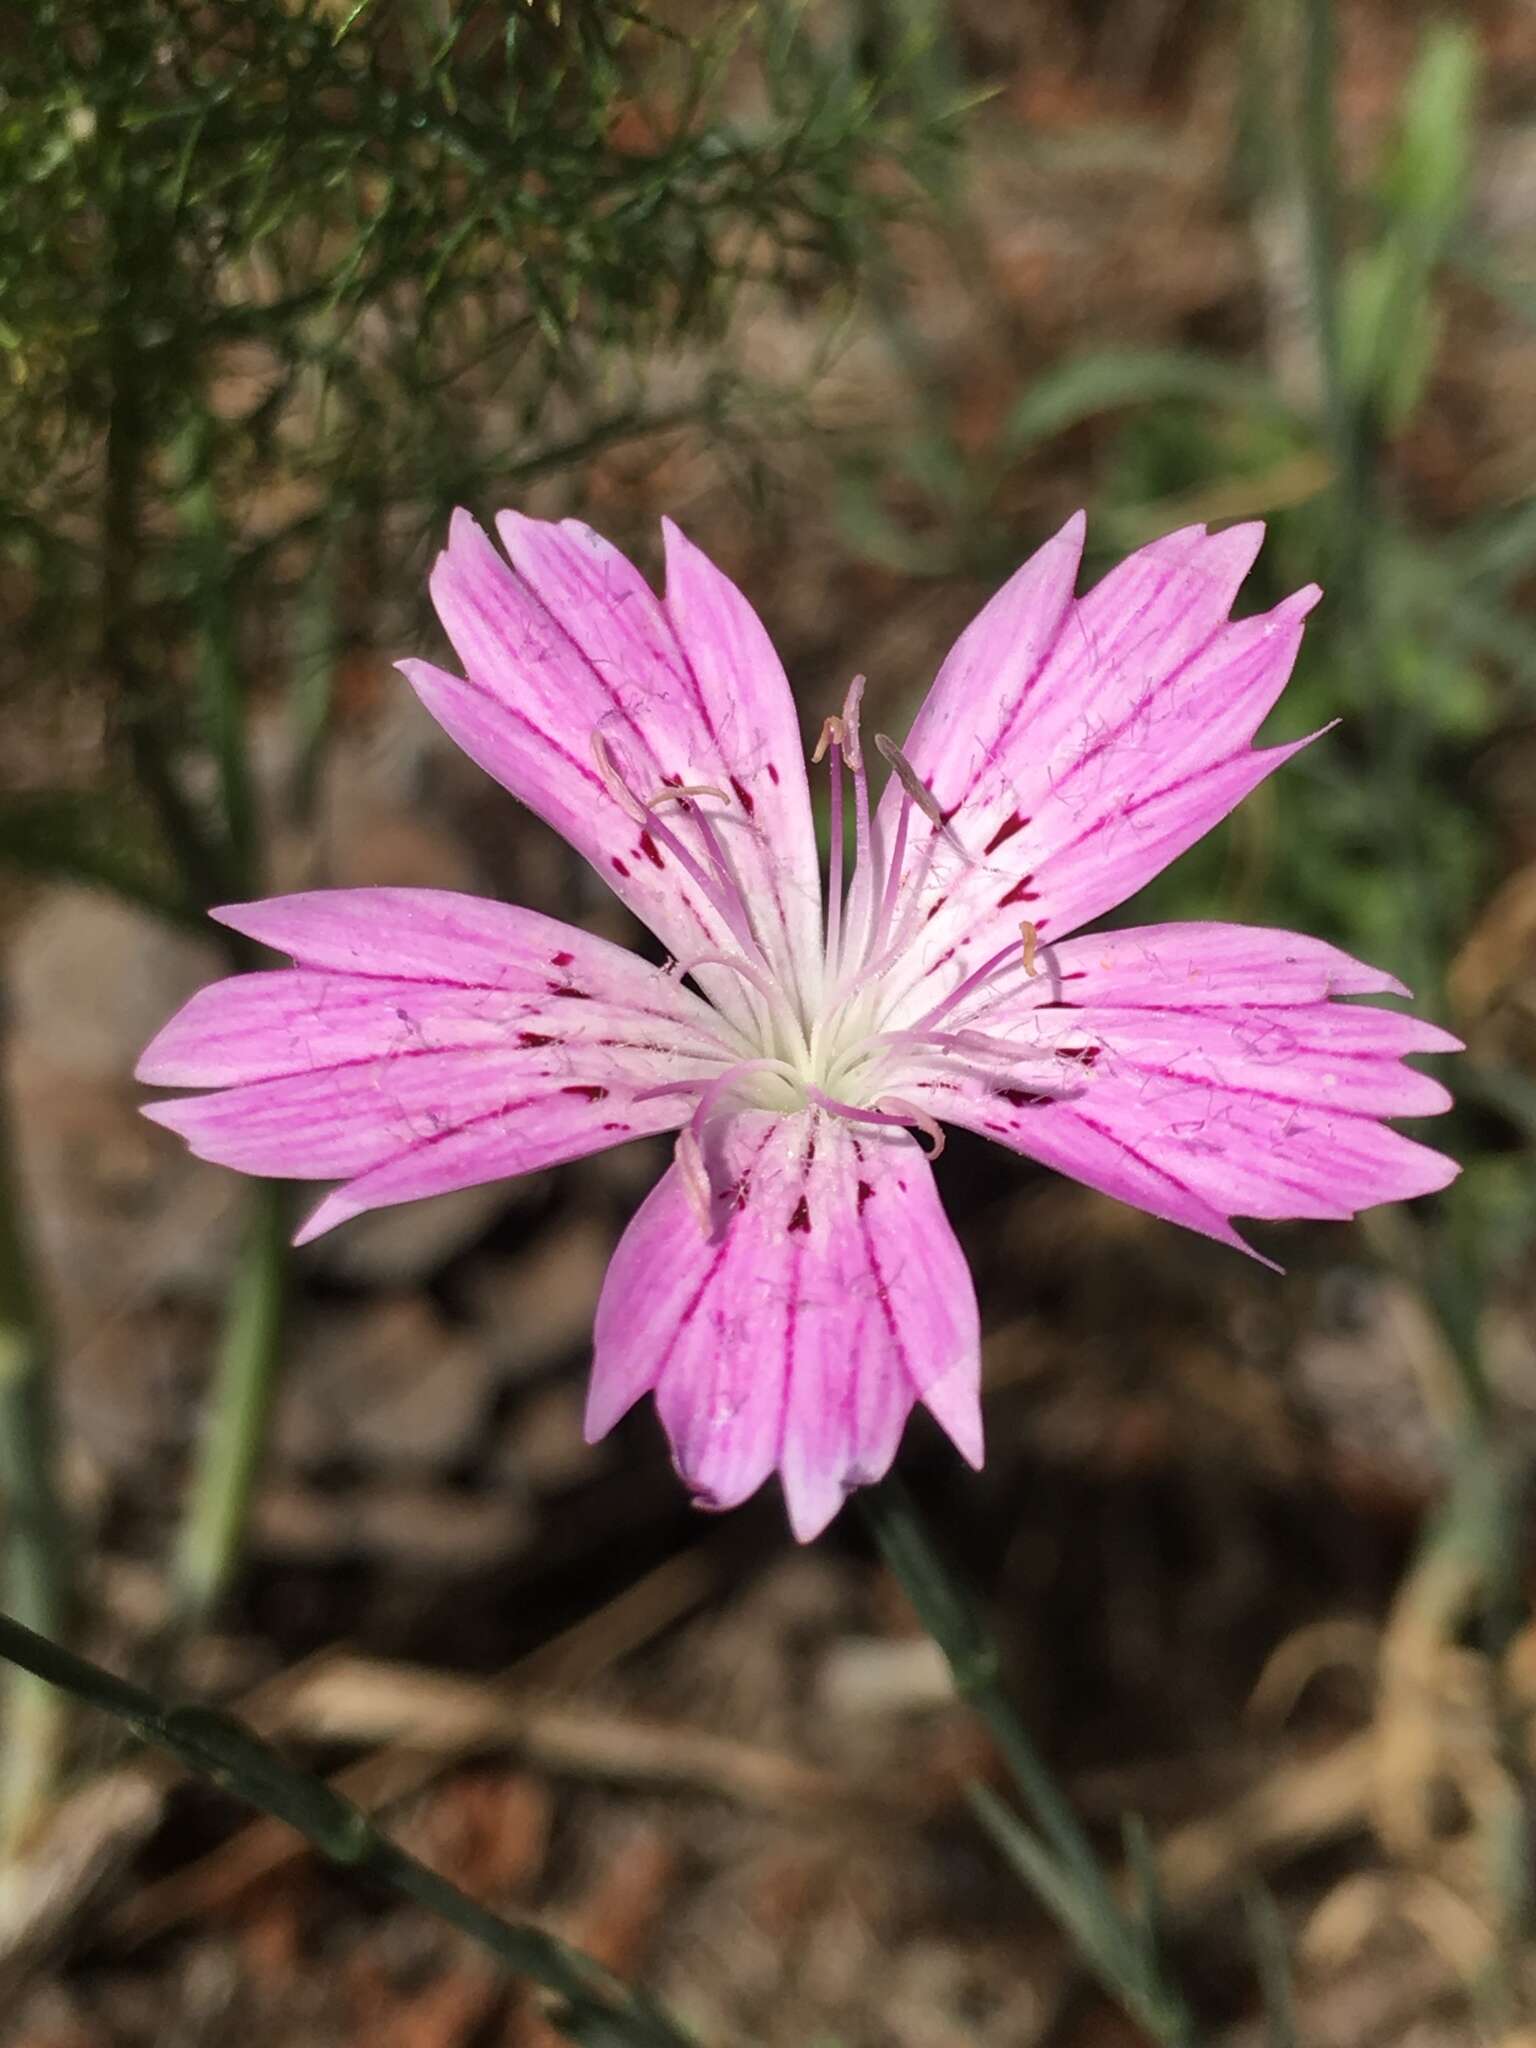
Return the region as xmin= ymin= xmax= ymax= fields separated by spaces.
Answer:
xmin=586 ymin=1109 xmax=982 ymax=1540
xmin=929 ymin=921 xmax=1414 ymax=1038
xmin=898 ymin=923 xmax=1460 ymax=1253
xmin=878 ymin=519 xmax=1323 ymax=1018
xmin=137 ymin=888 xmax=731 ymax=1242
xmin=1036 ymin=921 xmax=1411 ymax=1007
xmin=403 ymin=512 xmax=821 ymax=1031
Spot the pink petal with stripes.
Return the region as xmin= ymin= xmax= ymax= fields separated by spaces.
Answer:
xmin=585 ymin=1109 xmax=982 ymax=1540
xmin=875 ymin=520 xmax=1323 ymax=1022
xmin=403 ymin=511 xmax=820 ymax=1034
xmin=136 ymin=888 xmax=732 ymax=1243
xmin=929 ymin=921 xmax=1411 ymax=1039
xmin=897 ymin=923 xmax=1459 ymax=1254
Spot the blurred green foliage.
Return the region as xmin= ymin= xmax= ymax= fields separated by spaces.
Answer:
xmin=1 ymin=0 xmax=944 ymax=907
xmin=838 ymin=20 xmax=1532 ymax=998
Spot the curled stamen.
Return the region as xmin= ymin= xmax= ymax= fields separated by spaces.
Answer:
xmin=879 ymin=1096 xmax=945 ymax=1159
xmin=649 ymin=783 xmax=730 ymax=809
xmin=593 ymin=730 xmax=786 ymax=1032
xmin=813 ymin=714 xmax=845 ymax=765
xmin=674 ymin=1125 xmax=714 ymax=1231
xmin=665 ymin=949 xmax=793 ymax=1016
xmin=802 ymin=1084 xmax=946 ymax=1159
xmin=670 ymin=1056 xmax=801 ymax=1229
xmin=591 ymin=730 xmax=650 ymax=822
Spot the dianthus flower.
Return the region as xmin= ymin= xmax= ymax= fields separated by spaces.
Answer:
xmin=138 ymin=511 xmax=1459 ymax=1537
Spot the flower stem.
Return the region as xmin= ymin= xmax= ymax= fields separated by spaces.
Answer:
xmin=0 ymin=1073 xmax=73 ymax=1853
xmin=172 ymin=1182 xmax=292 ymax=1628
xmin=859 ymin=1475 xmax=1199 ymax=2046
xmin=0 ymin=1610 xmax=697 ymax=2048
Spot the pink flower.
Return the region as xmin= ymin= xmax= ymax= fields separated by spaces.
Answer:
xmin=138 ymin=511 xmax=1459 ymax=1538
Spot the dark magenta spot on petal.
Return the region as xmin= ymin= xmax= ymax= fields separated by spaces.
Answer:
xmin=996 ymin=874 xmax=1039 ymax=908
xmin=612 ymin=857 xmax=630 ymax=878
xmin=998 ymin=1087 xmax=1053 ymax=1108
xmin=548 ymin=983 xmax=591 ymax=999
xmin=639 ymin=831 xmax=665 ymax=869
xmin=766 ymin=762 xmax=780 ymax=786
xmin=787 ymin=1194 xmax=811 ymax=1233
xmin=983 ymin=810 xmax=1029 ymax=855
xmin=518 ymin=1030 xmax=555 ymax=1047
xmin=856 ymin=1179 xmax=875 ymax=1210
xmin=1060 ymin=1045 xmax=1101 ymax=1067
xmin=602 ymin=1121 xmax=628 ymax=1132
xmin=562 ymin=1084 xmax=608 ymax=1102
xmin=551 ymin=951 xmax=574 ymax=968
xmin=729 ymin=775 xmax=755 ymax=818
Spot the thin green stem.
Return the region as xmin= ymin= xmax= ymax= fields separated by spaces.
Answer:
xmin=0 ymin=1070 xmax=73 ymax=1852
xmin=859 ymin=1476 xmax=1199 ymax=2046
xmin=172 ymin=1182 xmax=292 ymax=1627
xmin=0 ymin=1611 xmax=697 ymax=2048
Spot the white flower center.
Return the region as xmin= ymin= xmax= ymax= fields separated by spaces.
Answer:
xmin=591 ymin=682 xmax=1043 ymax=1206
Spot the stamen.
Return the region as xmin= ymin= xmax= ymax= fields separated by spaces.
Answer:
xmin=825 ymin=731 xmax=970 ymax=1019
xmin=833 ymin=815 xmax=948 ymax=1010
xmin=593 ymin=729 xmax=778 ymax=1010
xmin=1021 ymin=920 xmax=1040 ymax=977
xmin=873 ymin=733 xmax=945 ymax=829
xmin=825 ymin=728 xmax=845 ymax=974
xmin=842 ymin=677 xmax=876 ymax=966
xmin=670 ymin=1056 xmax=802 ymax=1229
xmin=591 ymin=730 xmax=650 ymax=822
xmin=839 ymin=676 xmax=865 ymax=772
xmin=906 ymin=928 xmax=1044 ymax=1038
xmin=665 ymin=950 xmax=788 ymax=1012
xmin=879 ymin=1097 xmax=946 ymax=1159
xmin=802 ymin=1084 xmax=945 ymax=1159
xmin=812 ymin=714 xmax=845 ymax=764
xmin=649 ymin=783 xmax=730 ymax=808
xmin=866 ymin=1026 xmax=1054 ymax=1064
xmin=674 ymin=1126 xmax=714 ymax=1231
xmin=865 ymin=750 xmax=913 ymax=972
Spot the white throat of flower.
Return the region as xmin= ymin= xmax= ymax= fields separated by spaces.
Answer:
xmin=594 ymin=678 xmax=1049 ymax=1220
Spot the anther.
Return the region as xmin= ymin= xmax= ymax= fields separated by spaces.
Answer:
xmin=1020 ymin=920 xmax=1040 ymax=977
xmin=649 ymin=783 xmax=730 ymax=810
xmin=839 ymin=676 xmax=866 ymax=772
xmin=878 ymin=1096 xmax=946 ymax=1160
xmin=873 ymin=734 xmax=947 ymax=829
xmin=590 ymin=731 xmax=649 ymax=822
xmin=674 ymin=1126 xmax=715 ymax=1231
xmin=812 ymin=715 xmax=845 ymax=764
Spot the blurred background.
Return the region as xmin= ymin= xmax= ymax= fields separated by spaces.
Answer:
xmin=1 ymin=1 xmax=1533 ymax=2042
